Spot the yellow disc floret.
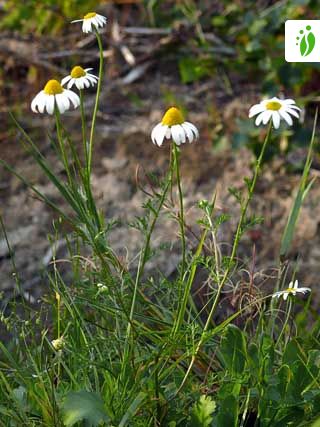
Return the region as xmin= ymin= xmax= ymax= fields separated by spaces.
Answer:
xmin=43 ymin=80 xmax=63 ymax=95
xmin=84 ymin=12 xmax=97 ymax=19
xmin=265 ymin=101 xmax=282 ymax=111
xmin=161 ymin=107 xmax=185 ymax=126
xmin=71 ymin=66 xmax=86 ymax=79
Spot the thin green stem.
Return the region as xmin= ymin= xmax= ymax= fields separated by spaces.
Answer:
xmin=79 ymin=89 xmax=88 ymax=168
xmin=276 ymin=297 xmax=293 ymax=347
xmin=176 ymin=122 xmax=272 ymax=393
xmin=88 ymin=30 xmax=104 ymax=177
xmin=172 ymin=192 xmax=217 ymax=337
xmin=173 ymin=143 xmax=186 ymax=274
xmin=55 ymin=109 xmax=72 ymax=185
xmin=121 ymin=176 xmax=171 ymax=381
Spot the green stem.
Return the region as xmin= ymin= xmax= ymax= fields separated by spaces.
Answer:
xmin=173 ymin=143 xmax=186 ymax=274
xmin=176 ymin=122 xmax=272 ymax=393
xmin=276 ymin=297 xmax=292 ymax=347
xmin=79 ymin=89 xmax=88 ymax=168
xmin=79 ymin=89 xmax=101 ymax=231
xmin=54 ymin=109 xmax=72 ymax=185
xmin=88 ymin=30 xmax=104 ymax=177
xmin=172 ymin=192 xmax=217 ymax=337
xmin=121 ymin=175 xmax=171 ymax=381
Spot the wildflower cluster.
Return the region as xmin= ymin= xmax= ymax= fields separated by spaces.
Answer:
xmin=31 ymin=12 xmax=106 ymax=115
xmin=3 ymin=6 xmax=316 ymax=426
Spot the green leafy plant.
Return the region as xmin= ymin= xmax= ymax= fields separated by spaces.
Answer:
xmin=0 ymin=4 xmax=320 ymax=427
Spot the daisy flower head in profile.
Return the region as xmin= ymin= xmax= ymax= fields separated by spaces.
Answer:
xmin=71 ymin=12 xmax=107 ymax=33
xmin=249 ymin=97 xmax=301 ymax=129
xmin=31 ymin=79 xmax=80 ymax=115
xmin=61 ymin=66 xmax=98 ymax=91
xmin=151 ymin=107 xmax=199 ymax=147
xmin=272 ymin=280 xmax=311 ymax=301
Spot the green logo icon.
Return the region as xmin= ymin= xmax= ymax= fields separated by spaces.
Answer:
xmin=296 ymin=25 xmax=316 ymax=56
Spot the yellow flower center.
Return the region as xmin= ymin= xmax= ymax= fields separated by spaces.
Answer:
xmin=70 ymin=65 xmax=86 ymax=79
xmin=43 ymin=80 xmax=63 ymax=95
xmin=286 ymin=288 xmax=294 ymax=293
xmin=161 ymin=107 xmax=185 ymax=126
xmin=84 ymin=12 xmax=97 ymax=20
xmin=265 ymin=101 xmax=282 ymax=111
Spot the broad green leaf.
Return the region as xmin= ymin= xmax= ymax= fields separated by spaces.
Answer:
xmin=216 ymin=395 xmax=238 ymax=427
xmin=189 ymin=395 xmax=216 ymax=427
xmin=288 ymin=360 xmax=313 ymax=399
xmin=282 ymin=339 xmax=303 ymax=365
xmin=220 ymin=324 xmax=247 ymax=376
xmin=247 ymin=342 xmax=259 ymax=375
xmin=277 ymin=364 xmax=291 ymax=400
xmin=61 ymin=390 xmax=110 ymax=426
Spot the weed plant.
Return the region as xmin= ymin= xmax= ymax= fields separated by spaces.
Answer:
xmin=0 ymin=11 xmax=320 ymax=427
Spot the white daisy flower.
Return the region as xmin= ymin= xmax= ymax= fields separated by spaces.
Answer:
xmin=71 ymin=12 xmax=107 ymax=34
xmin=272 ymin=280 xmax=311 ymax=301
xmin=249 ymin=97 xmax=301 ymax=129
xmin=151 ymin=107 xmax=199 ymax=147
xmin=61 ymin=66 xmax=98 ymax=91
xmin=31 ymin=79 xmax=80 ymax=115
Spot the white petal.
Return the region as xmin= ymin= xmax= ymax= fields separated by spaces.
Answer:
xmin=46 ymin=95 xmax=55 ymax=115
xmin=67 ymin=79 xmax=75 ymax=89
xmin=182 ymin=123 xmax=194 ymax=143
xmin=151 ymin=123 xmax=167 ymax=146
xmin=286 ymin=104 xmax=301 ymax=111
xmin=37 ymin=93 xmax=47 ymax=114
xmin=75 ymin=79 xmax=84 ymax=90
xmin=154 ymin=124 xmax=168 ymax=146
xmin=151 ymin=123 xmax=162 ymax=144
xmin=171 ymin=125 xmax=182 ymax=145
xmin=31 ymin=91 xmax=43 ymax=113
xmin=86 ymin=76 xmax=98 ymax=86
xmin=55 ymin=94 xmax=67 ymax=114
xmin=249 ymin=103 xmax=265 ymax=118
xmin=95 ymin=15 xmax=105 ymax=27
xmin=64 ymin=89 xmax=80 ymax=108
xmin=283 ymin=99 xmax=296 ymax=105
xmin=298 ymin=287 xmax=311 ymax=293
xmin=86 ymin=74 xmax=98 ymax=82
xmin=71 ymin=19 xmax=83 ymax=23
xmin=272 ymin=291 xmax=282 ymax=298
xmin=272 ymin=112 xmax=280 ymax=129
xmin=96 ymin=14 xmax=107 ymax=25
xmin=165 ymin=128 xmax=171 ymax=139
xmin=83 ymin=20 xmax=91 ymax=33
xmin=84 ymin=68 xmax=93 ymax=72
xmin=286 ymin=108 xmax=300 ymax=118
xmin=262 ymin=110 xmax=272 ymax=125
xmin=184 ymin=121 xmax=199 ymax=139
xmin=179 ymin=125 xmax=186 ymax=143
xmin=293 ymin=280 xmax=299 ymax=289
xmin=61 ymin=75 xmax=71 ymax=86
xmin=283 ymin=292 xmax=289 ymax=301
xmin=83 ymin=77 xmax=90 ymax=88
xmin=255 ymin=112 xmax=264 ymax=126
xmin=279 ymin=110 xmax=293 ymax=126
